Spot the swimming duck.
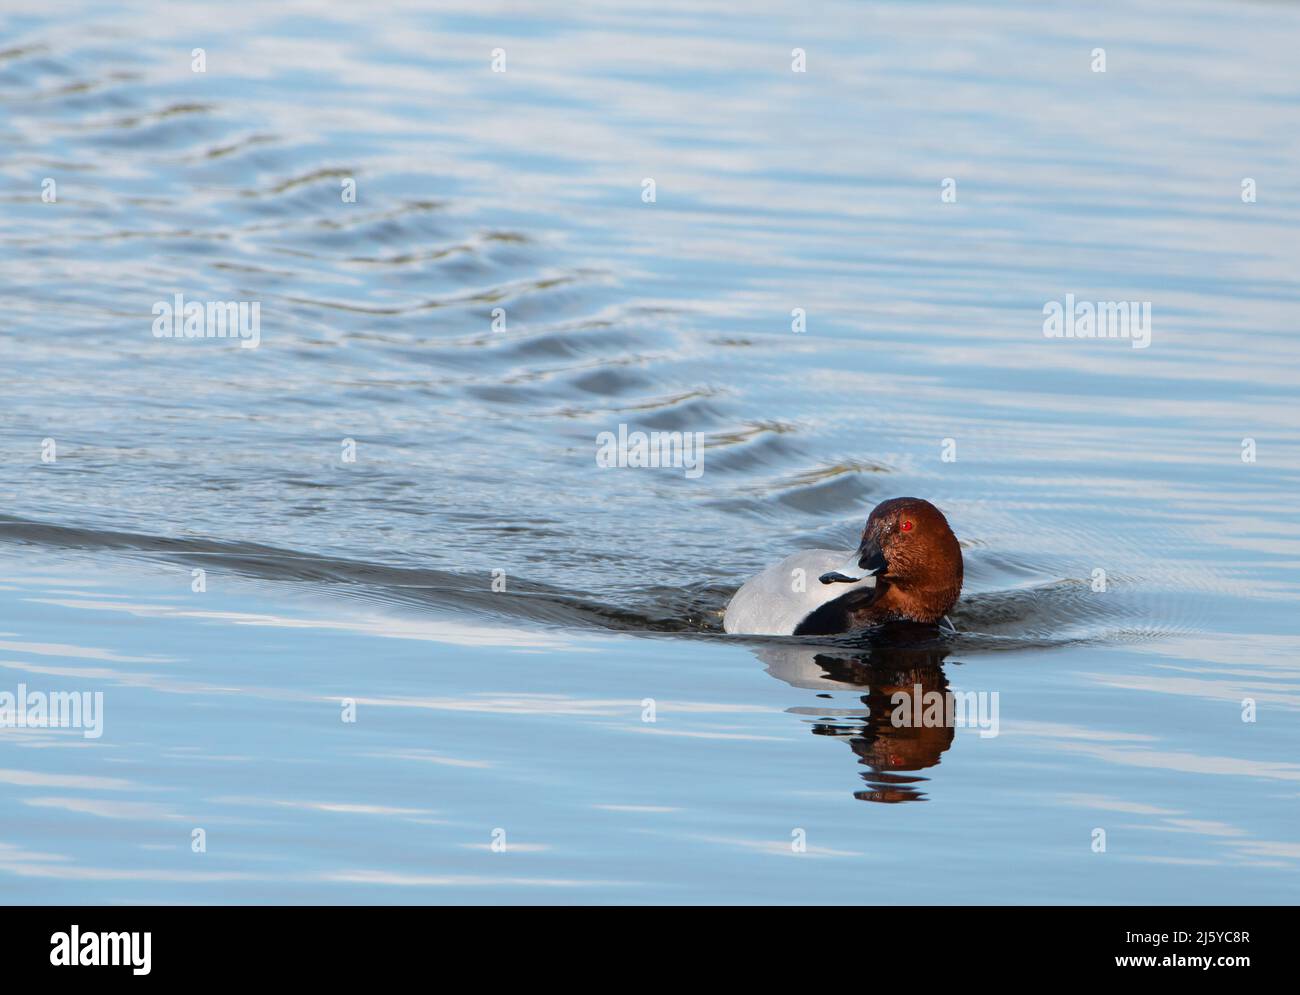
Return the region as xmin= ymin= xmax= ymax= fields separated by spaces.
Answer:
xmin=722 ymin=497 xmax=963 ymax=636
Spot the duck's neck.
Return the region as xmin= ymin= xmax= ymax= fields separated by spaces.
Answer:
xmin=868 ymin=577 xmax=961 ymax=625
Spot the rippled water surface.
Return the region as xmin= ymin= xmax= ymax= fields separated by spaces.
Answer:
xmin=2 ymin=0 xmax=1299 ymax=903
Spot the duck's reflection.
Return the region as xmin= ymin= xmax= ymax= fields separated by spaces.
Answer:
xmin=755 ymin=626 xmax=954 ymax=803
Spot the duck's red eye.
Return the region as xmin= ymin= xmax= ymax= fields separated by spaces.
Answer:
xmin=900 ymin=520 xmax=914 ymax=532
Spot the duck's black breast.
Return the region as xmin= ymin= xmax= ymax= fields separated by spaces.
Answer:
xmin=792 ymin=585 xmax=886 ymax=636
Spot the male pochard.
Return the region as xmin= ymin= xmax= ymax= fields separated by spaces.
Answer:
xmin=723 ymin=497 xmax=963 ymax=636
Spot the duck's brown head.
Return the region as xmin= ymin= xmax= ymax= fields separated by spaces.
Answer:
xmin=820 ymin=497 xmax=963 ymax=625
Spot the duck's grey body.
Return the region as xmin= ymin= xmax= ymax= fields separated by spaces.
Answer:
xmin=722 ymin=550 xmax=878 ymax=636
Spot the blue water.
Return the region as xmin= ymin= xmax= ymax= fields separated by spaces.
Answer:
xmin=2 ymin=0 xmax=1298 ymax=904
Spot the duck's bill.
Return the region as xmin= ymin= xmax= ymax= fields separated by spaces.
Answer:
xmin=818 ymin=540 xmax=887 ymax=585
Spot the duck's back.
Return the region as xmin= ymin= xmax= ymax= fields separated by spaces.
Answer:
xmin=722 ymin=550 xmax=877 ymax=636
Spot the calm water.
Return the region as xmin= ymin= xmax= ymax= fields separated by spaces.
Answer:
xmin=2 ymin=0 xmax=1299 ymax=904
